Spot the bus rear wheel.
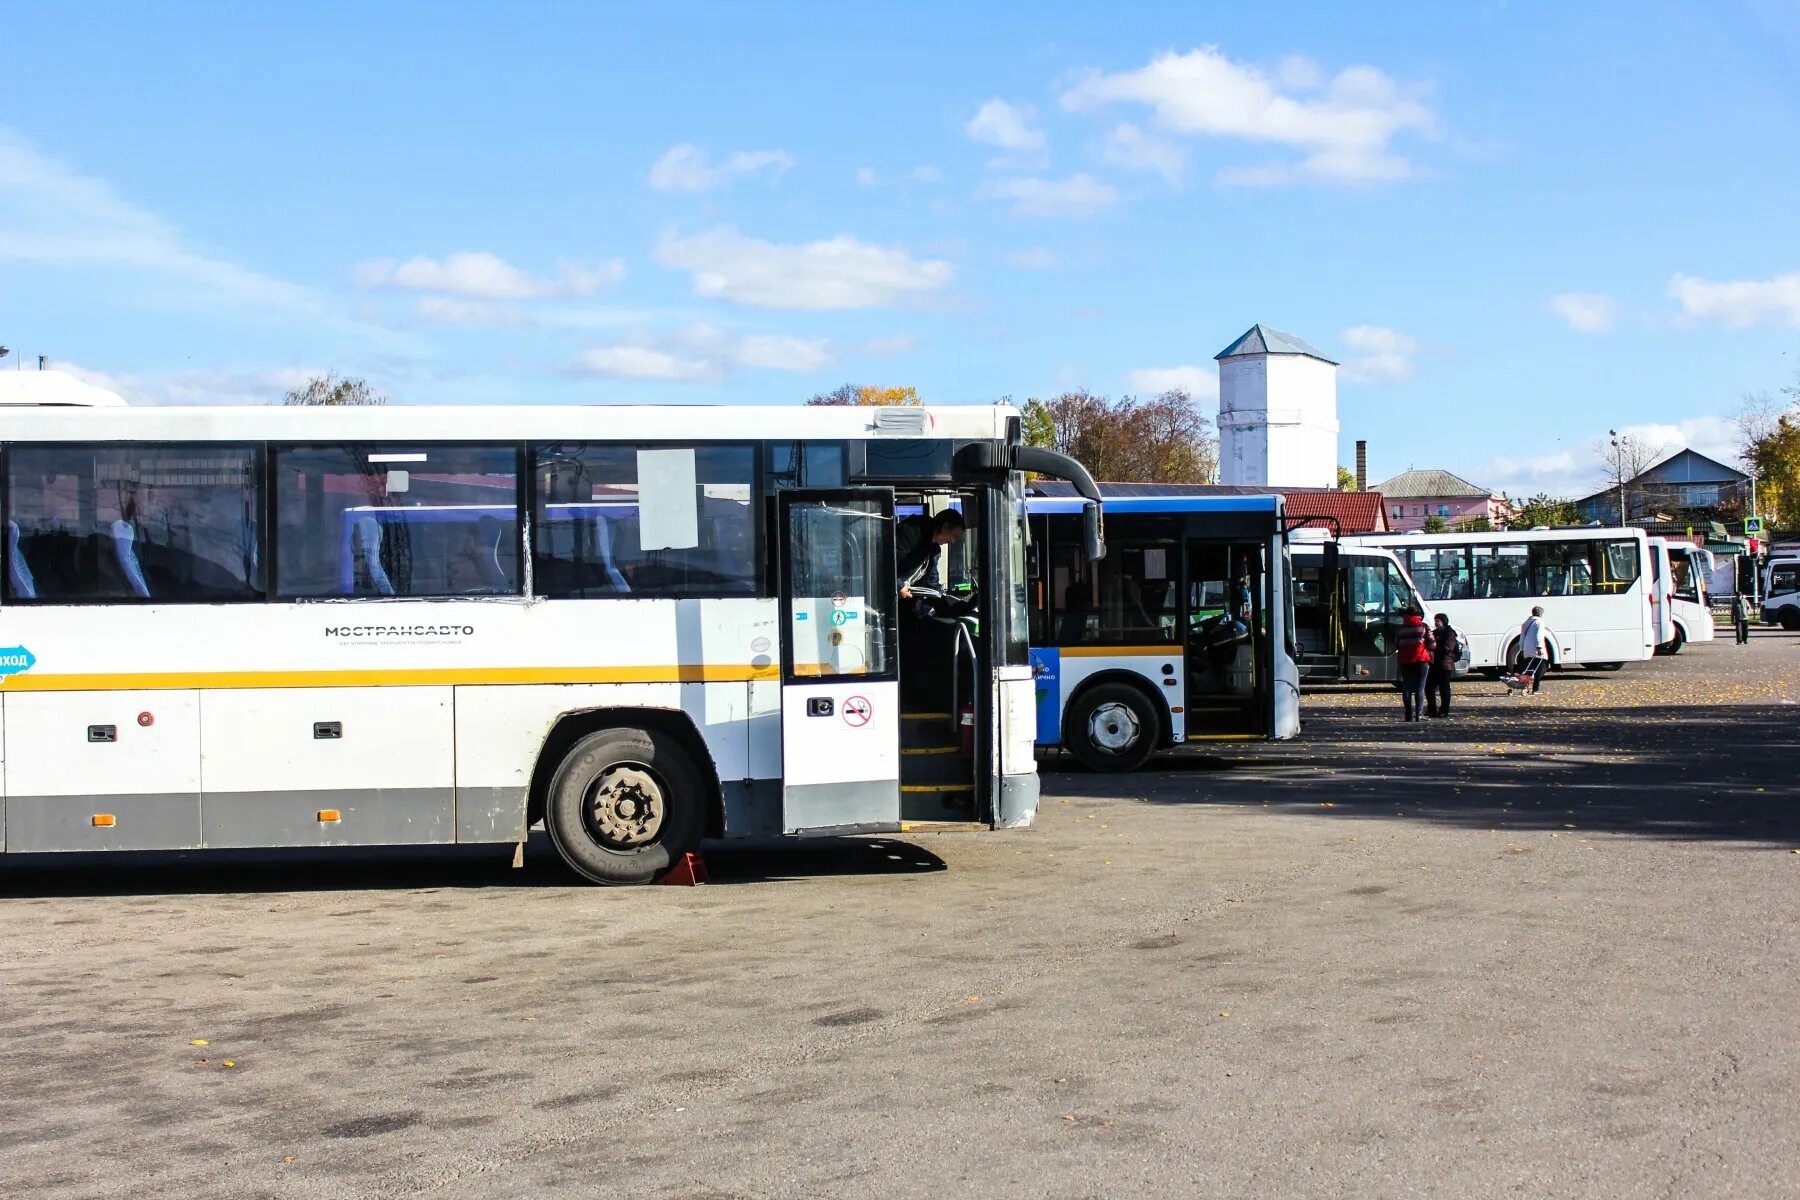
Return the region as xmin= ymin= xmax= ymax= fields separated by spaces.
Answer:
xmin=1066 ymin=683 xmax=1160 ymax=773
xmin=544 ymin=726 xmax=704 ymax=885
xmin=1781 ymin=608 xmax=1800 ymax=632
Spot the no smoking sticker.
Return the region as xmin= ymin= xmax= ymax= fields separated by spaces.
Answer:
xmin=842 ymin=696 xmax=872 ymax=727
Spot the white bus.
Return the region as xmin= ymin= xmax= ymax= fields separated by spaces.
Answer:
xmin=1762 ymin=558 xmax=1800 ymax=630
xmin=1650 ymin=536 xmax=1715 ymax=654
xmin=1347 ymin=528 xmax=1655 ymax=672
xmin=0 ymin=403 xmax=1104 ymax=883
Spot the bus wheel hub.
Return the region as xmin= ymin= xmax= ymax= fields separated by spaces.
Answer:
xmin=1089 ymin=702 xmax=1140 ymax=752
xmin=589 ymin=766 xmax=665 ymax=848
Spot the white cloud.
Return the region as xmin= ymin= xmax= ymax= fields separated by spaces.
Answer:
xmin=1548 ymin=292 xmax=1619 ymax=333
xmin=655 ymin=227 xmax=954 ymax=310
xmin=1008 ymin=247 xmax=1059 ymax=269
xmin=563 ymin=324 xmax=833 ymax=383
xmin=1102 ymin=122 xmax=1187 ymax=182
xmin=1060 ymin=47 xmax=1437 ymax=185
xmin=1666 ymin=271 xmax=1800 ymax=328
xmin=965 ymin=99 xmax=1046 ymax=152
xmin=856 ymin=166 xmax=880 ymax=186
xmin=415 ymin=297 xmax=529 ymax=327
xmin=353 ymin=252 xmax=623 ymax=300
xmin=978 ymin=173 xmax=1117 ymax=218
xmin=0 ymin=128 xmax=387 ymax=337
xmin=60 ymin=361 xmax=326 ymax=406
xmin=1126 ymin=364 xmax=1219 ymax=400
xmin=647 ymin=144 xmax=795 ymax=191
xmin=1338 ymin=325 xmax=1419 ymax=382
xmin=855 ymin=333 xmax=920 ymax=356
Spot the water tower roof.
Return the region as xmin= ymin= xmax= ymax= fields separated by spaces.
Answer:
xmin=1214 ymin=324 xmax=1337 ymax=365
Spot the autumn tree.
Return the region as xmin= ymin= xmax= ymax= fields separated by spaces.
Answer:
xmin=1020 ymin=388 xmax=1217 ymax=484
xmin=805 ymin=384 xmax=920 ymax=406
xmin=1737 ymin=376 xmax=1800 ymax=525
xmin=1337 ymin=465 xmax=1358 ymax=492
xmin=283 ymin=372 xmax=386 ymax=406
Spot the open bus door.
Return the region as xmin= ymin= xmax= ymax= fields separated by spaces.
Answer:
xmin=777 ymin=489 xmax=902 ymax=833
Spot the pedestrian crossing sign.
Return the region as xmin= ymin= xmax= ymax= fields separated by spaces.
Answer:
xmin=1744 ymin=517 xmax=1763 ymax=535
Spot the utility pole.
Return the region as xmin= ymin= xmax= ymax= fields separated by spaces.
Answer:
xmin=1608 ymin=429 xmax=1627 ymax=526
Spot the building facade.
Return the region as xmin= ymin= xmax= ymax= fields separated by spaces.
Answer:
xmin=1214 ymin=325 xmax=1339 ymax=490
xmin=1373 ymin=468 xmax=1511 ymax=532
xmin=1572 ymin=449 xmax=1750 ymax=525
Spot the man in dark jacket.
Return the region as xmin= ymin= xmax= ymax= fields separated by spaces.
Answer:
xmin=1394 ymin=609 xmax=1435 ymax=722
xmin=1426 ymin=612 xmax=1460 ymax=718
xmin=896 ymin=509 xmax=965 ymax=599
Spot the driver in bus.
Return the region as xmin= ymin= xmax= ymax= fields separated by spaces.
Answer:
xmin=896 ymin=509 xmax=965 ymax=601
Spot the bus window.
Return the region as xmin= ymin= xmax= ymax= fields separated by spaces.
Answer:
xmin=1531 ymin=541 xmax=1597 ymax=596
xmin=274 ymin=445 xmax=519 ymax=598
xmin=533 ymin=444 xmax=756 ymax=598
xmin=1407 ymin=545 xmax=1471 ymax=601
xmin=1049 ymin=540 xmax=1178 ymax=644
xmin=1472 ymin=543 xmax=1531 ymax=598
xmin=1600 ymin=539 xmax=1641 ymax=592
xmin=6 ymin=444 xmax=263 ymax=602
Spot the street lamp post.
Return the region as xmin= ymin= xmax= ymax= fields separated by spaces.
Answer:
xmin=1608 ymin=429 xmax=1626 ymax=526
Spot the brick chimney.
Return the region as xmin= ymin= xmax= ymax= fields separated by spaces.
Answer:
xmin=1355 ymin=440 xmax=1368 ymax=492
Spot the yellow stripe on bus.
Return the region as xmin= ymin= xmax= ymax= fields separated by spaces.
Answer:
xmin=0 ymin=663 xmax=780 ymax=692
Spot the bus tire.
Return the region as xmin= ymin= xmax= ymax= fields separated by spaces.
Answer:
xmin=1781 ymin=608 xmax=1800 ymax=632
xmin=1665 ymin=628 xmax=1686 ymax=656
xmin=1589 ymin=662 xmax=1625 ymax=672
xmin=543 ymin=726 xmax=705 ymax=885
xmin=1065 ymin=683 xmax=1161 ymax=773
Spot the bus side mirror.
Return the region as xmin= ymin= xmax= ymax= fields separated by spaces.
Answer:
xmin=1083 ymin=502 xmax=1106 ymax=562
xmin=1322 ymin=542 xmax=1339 ymax=588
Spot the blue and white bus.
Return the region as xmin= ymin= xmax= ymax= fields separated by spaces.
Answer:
xmin=1025 ymin=488 xmax=1300 ymax=771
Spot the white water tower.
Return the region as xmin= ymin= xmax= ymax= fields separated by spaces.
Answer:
xmin=1214 ymin=325 xmax=1338 ymax=488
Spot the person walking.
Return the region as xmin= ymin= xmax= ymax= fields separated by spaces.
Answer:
xmin=1518 ymin=605 xmax=1551 ymax=694
xmin=1733 ymin=592 xmax=1752 ymax=644
xmin=1394 ymin=607 xmax=1435 ymax=722
xmin=1426 ymin=612 xmax=1460 ymax=718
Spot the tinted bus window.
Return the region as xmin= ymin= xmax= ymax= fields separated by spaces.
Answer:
xmin=274 ymin=445 xmax=519 ymax=598
xmin=533 ymin=444 xmax=756 ymax=598
xmin=1601 ymin=540 xmax=1641 ymax=591
xmin=6 ymin=445 xmax=262 ymax=602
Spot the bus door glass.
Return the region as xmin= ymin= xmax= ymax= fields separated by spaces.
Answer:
xmin=778 ymin=489 xmax=901 ymax=832
xmin=1184 ymin=541 xmax=1267 ymax=734
xmin=1343 ymin=555 xmax=1408 ymax=682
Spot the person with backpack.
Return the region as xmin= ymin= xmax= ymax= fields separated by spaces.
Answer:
xmin=1393 ymin=607 xmax=1435 ymax=722
xmin=1426 ymin=612 xmax=1461 ymax=718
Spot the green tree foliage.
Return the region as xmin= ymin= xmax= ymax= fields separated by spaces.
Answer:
xmin=282 ymin=372 xmax=386 ymax=406
xmin=1019 ymin=388 xmax=1217 ymax=483
xmin=1337 ymin=465 xmax=1358 ymax=491
xmin=1452 ymin=516 xmax=1493 ymax=533
xmin=1508 ymin=493 xmax=1579 ymax=529
xmin=1421 ymin=514 xmax=1448 ymax=533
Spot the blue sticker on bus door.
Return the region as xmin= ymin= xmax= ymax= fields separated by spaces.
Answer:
xmin=0 ymin=646 xmax=37 ymax=679
xmin=1029 ymin=647 xmax=1060 ymax=745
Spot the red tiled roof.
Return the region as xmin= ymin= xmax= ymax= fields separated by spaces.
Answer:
xmin=1280 ymin=490 xmax=1389 ymax=533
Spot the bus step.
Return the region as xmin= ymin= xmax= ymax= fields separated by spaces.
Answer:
xmin=902 ymin=783 xmax=974 ymax=793
xmin=899 ymin=820 xmax=988 ymax=833
xmin=903 ymin=745 xmax=959 ymax=755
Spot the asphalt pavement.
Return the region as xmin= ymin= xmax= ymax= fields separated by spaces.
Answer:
xmin=3 ymin=626 xmax=1797 ymax=1199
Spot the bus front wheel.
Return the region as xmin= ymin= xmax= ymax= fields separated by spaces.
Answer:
xmin=1066 ymin=683 xmax=1161 ymax=773
xmin=545 ymin=727 xmax=704 ymax=885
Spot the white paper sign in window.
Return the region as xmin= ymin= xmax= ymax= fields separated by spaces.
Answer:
xmin=636 ymin=448 xmax=699 ymax=550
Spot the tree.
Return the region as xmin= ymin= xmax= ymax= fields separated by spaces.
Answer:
xmin=1019 ymin=388 xmax=1217 ymax=483
xmin=283 ymin=372 xmax=386 ymax=406
xmin=1738 ymin=375 xmax=1800 ymax=525
xmin=805 ymin=384 xmax=920 ymax=407
xmin=1508 ymin=493 xmax=1578 ymax=529
xmin=1421 ymin=514 xmax=1447 ymax=533
xmin=1452 ymin=516 xmax=1493 ymax=533
xmin=1337 ymin=465 xmax=1358 ymax=492
xmin=1592 ymin=429 xmax=1668 ymax=522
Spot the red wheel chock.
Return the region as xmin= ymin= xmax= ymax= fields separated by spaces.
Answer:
xmin=658 ymin=852 xmax=709 ymax=886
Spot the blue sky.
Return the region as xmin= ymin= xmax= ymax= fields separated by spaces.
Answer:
xmin=3 ymin=0 xmax=1798 ymax=497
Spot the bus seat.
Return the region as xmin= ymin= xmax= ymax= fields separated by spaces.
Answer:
xmin=354 ymin=517 xmax=396 ymax=596
xmin=6 ymin=520 xmax=36 ymax=599
xmin=109 ymin=520 xmax=151 ymax=598
xmin=593 ymin=515 xmax=630 ymax=593
xmin=475 ymin=516 xmax=509 ymax=592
